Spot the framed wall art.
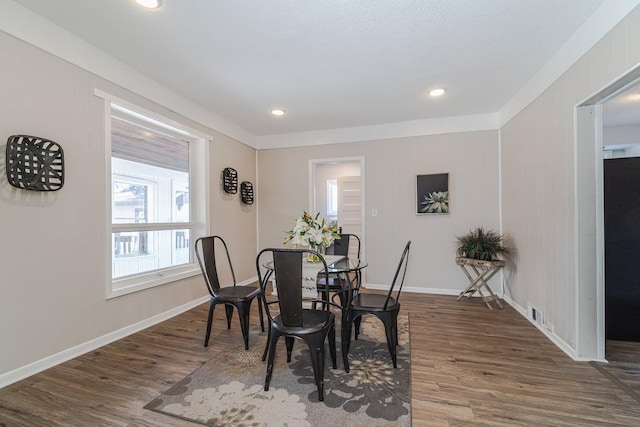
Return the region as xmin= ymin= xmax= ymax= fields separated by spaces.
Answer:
xmin=417 ymin=173 xmax=449 ymax=214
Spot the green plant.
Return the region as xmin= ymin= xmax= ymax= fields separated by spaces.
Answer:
xmin=456 ymin=227 xmax=510 ymax=261
xmin=420 ymin=191 xmax=449 ymax=213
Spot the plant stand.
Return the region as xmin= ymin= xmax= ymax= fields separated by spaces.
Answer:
xmin=456 ymin=257 xmax=504 ymax=310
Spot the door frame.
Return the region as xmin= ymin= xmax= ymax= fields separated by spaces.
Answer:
xmin=575 ymin=63 xmax=640 ymax=361
xmin=309 ymin=156 xmax=366 ymax=263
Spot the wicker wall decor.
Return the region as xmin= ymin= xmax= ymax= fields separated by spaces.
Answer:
xmin=5 ymin=135 xmax=65 ymax=191
xmin=222 ymin=167 xmax=238 ymax=194
xmin=240 ymin=181 xmax=254 ymax=205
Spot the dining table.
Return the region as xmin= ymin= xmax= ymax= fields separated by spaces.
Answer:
xmin=262 ymin=255 xmax=367 ymax=305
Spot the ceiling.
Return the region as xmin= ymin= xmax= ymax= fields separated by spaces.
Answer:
xmin=11 ymin=0 xmax=611 ymax=137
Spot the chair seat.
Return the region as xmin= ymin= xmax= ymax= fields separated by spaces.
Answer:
xmin=273 ymin=310 xmax=335 ymax=335
xmin=352 ymin=293 xmax=399 ymax=311
xmin=214 ymin=285 xmax=260 ymax=301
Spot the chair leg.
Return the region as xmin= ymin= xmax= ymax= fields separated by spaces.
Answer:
xmin=258 ymin=295 xmax=265 ymax=332
xmin=312 ymin=290 xmax=327 ymax=310
xmin=337 ymin=290 xmax=345 ymax=309
xmin=236 ymin=300 xmax=252 ymax=350
xmin=307 ymin=334 xmax=326 ymax=401
xmin=262 ymin=323 xmax=271 ymax=362
xmin=225 ymin=305 xmax=234 ymax=329
xmin=265 ymin=333 xmax=280 ymax=392
xmin=381 ymin=312 xmax=399 ymax=368
xmin=285 ymin=336 xmax=295 ymax=362
xmin=354 ymin=316 xmax=362 ymax=340
xmin=342 ymin=313 xmax=355 ymax=373
xmin=329 ymin=326 xmax=337 ymax=369
xmin=204 ymin=300 xmax=216 ymax=347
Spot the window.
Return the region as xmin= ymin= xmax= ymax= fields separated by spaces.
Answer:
xmin=326 ymin=179 xmax=338 ymax=220
xmin=100 ymin=91 xmax=208 ymax=298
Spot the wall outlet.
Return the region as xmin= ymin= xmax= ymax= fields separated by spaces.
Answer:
xmin=371 ymin=208 xmax=378 ymax=217
xmin=544 ymin=322 xmax=555 ymax=333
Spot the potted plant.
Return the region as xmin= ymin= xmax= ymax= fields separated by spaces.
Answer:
xmin=456 ymin=227 xmax=510 ymax=261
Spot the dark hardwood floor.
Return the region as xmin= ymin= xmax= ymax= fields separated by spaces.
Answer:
xmin=589 ymin=340 xmax=640 ymax=407
xmin=1 ymin=292 xmax=640 ymax=426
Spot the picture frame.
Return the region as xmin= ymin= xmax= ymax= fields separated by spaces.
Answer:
xmin=416 ymin=173 xmax=449 ymax=214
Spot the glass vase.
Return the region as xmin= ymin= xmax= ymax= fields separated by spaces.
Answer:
xmin=307 ymin=243 xmax=325 ymax=263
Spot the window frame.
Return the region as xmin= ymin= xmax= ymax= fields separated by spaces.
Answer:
xmin=96 ymin=89 xmax=209 ymax=299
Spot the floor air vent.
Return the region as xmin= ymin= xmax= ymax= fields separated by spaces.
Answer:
xmin=528 ymin=304 xmax=543 ymax=326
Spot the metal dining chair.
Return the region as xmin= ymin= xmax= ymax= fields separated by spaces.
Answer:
xmin=342 ymin=240 xmax=411 ymax=372
xmin=318 ymin=233 xmax=362 ymax=307
xmin=195 ymin=235 xmax=264 ymax=350
xmin=256 ymin=248 xmax=337 ymax=401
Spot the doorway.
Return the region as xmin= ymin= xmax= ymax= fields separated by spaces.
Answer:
xmin=575 ymin=64 xmax=640 ymax=360
xmin=602 ymin=80 xmax=640 ymax=345
xmin=309 ymin=157 xmax=365 ymax=261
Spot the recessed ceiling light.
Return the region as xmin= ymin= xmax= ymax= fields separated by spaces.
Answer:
xmin=271 ymin=109 xmax=286 ymax=116
xmin=135 ymin=0 xmax=162 ymax=9
xmin=428 ymin=88 xmax=446 ymax=97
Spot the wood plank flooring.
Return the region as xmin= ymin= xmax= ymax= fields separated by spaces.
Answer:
xmin=1 ymin=292 xmax=640 ymax=426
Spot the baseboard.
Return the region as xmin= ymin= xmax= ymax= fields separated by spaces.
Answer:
xmin=0 ymin=295 xmax=209 ymax=389
xmin=501 ymin=295 xmax=593 ymax=361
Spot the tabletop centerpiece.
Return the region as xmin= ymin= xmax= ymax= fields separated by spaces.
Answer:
xmin=283 ymin=211 xmax=340 ymax=262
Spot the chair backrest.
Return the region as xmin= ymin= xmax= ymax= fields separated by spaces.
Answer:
xmin=256 ymin=248 xmax=331 ymax=328
xmin=384 ymin=240 xmax=411 ymax=309
xmin=195 ymin=235 xmax=236 ymax=296
xmin=326 ymin=233 xmax=361 ymax=258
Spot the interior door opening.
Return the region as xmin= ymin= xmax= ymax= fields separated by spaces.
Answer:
xmin=575 ymin=63 xmax=640 ymax=361
xmin=309 ymin=157 xmax=365 ymax=264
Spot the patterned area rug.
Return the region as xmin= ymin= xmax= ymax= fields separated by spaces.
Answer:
xmin=145 ymin=314 xmax=411 ymax=426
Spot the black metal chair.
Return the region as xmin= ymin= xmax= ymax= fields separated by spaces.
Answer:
xmin=195 ymin=235 xmax=264 ymax=350
xmin=317 ymin=233 xmax=362 ymax=307
xmin=342 ymin=240 xmax=411 ymax=372
xmin=256 ymin=248 xmax=337 ymax=402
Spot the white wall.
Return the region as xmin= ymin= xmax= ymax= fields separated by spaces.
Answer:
xmin=0 ymin=31 xmax=257 ymax=381
xmin=257 ymin=131 xmax=500 ymax=293
xmin=500 ymin=5 xmax=640 ymax=354
xmin=314 ymin=162 xmax=361 ymax=218
xmin=604 ymin=124 xmax=640 ymax=146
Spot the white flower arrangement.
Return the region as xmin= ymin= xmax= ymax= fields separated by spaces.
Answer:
xmin=283 ymin=211 xmax=340 ymax=250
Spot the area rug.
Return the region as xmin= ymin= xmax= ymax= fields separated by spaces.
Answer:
xmin=145 ymin=314 xmax=411 ymax=426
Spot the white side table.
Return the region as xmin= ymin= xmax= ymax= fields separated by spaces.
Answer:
xmin=456 ymin=257 xmax=505 ymax=310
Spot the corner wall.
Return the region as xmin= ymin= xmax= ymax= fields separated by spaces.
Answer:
xmin=0 ymin=31 xmax=257 ymax=381
xmin=499 ymin=5 xmax=640 ymax=355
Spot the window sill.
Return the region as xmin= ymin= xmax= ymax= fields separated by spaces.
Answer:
xmin=107 ymin=265 xmax=200 ymax=299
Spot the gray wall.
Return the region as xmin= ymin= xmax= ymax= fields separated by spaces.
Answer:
xmin=258 ymin=131 xmax=500 ymax=292
xmin=500 ymin=5 xmax=640 ymax=351
xmin=0 ymin=31 xmax=257 ymax=378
